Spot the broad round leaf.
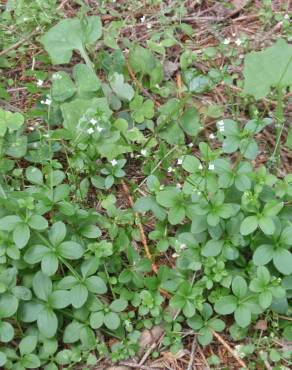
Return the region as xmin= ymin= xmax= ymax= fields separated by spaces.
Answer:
xmin=85 ymin=276 xmax=107 ymax=294
xmin=240 ymin=216 xmax=258 ymax=235
xmin=58 ymin=241 xmax=84 ymax=260
xmin=273 ymin=249 xmax=292 ymax=275
xmin=103 ymin=312 xmax=120 ymax=330
xmin=37 ymin=308 xmax=58 ymax=338
xmin=89 ymin=311 xmax=104 ymax=329
xmin=214 ymin=295 xmax=237 ymax=315
xmin=13 ymin=223 xmax=30 ymax=248
xmin=33 ymin=272 xmax=52 ymax=301
xmin=0 ymin=321 xmax=14 ymax=342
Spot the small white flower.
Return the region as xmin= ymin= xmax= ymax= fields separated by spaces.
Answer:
xmin=219 ymin=126 xmax=225 ymax=132
xmin=198 ymin=163 xmax=203 ymax=170
xmin=209 ymin=133 xmax=216 ymax=139
xmin=141 ymin=16 xmax=146 ymax=23
xmin=176 ymin=183 xmax=182 ymax=189
xmin=284 ymin=14 xmax=290 ymax=20
xmin=141 ymin=149 xmax=147 ymax=156
xmin=110 ymin=159 xmax=118 ymax=166
xmin=87 ymin=127 xmax=94 ymax=134
xmin=172 ymin=253 xmax=179 ymax=258
xmin=159 ymin=185 xmax=164 ymax=190
xmin=223 ymin=38 xmax=231 ymax=45
xmin=188 ymin=143 xmax=194 ymax=148
xmin=208 ymin=163 xmax=215 ymax=171
xmin=179 ymin=243 xmax=187 ymax=250
xmin=90 ymin=118 xmax=97 ymax=125
xmin=218 ymin=120 xmax=224 ymax=126
xmin=177 ymin=157 xmax=183 ymax=165
xmin=167 ymin=166 xmax=174 ymax=173
xmin=146 ymin=23 xmax=152 ymax=29
xmin=36 ymin=79 xmax=43 ymax=87
xmin=235 ymin=38 xmax=242 ymax=46
xmin=52 ymin=73 xmax=62 ymax=80
xmin=96 ymin=126 xmax=103 ymax=132
xmin=41 ymin=98 xmax=51 ymax=106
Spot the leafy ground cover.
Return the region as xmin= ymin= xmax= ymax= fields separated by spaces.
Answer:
xmin=0 ymin=1 xmax=292 ymax=369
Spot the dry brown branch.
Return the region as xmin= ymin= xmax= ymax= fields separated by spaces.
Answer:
xmin=121 ymin=180 xmax=158 ymax=273
xmin=211 ymin=330 xmax=247 ymax=368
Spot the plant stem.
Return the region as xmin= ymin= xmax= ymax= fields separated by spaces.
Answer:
xmin=270 ymin=89 xmax=284 ymax=172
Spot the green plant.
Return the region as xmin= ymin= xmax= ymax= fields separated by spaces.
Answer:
xmin=0 ymin=11 xmax=291 ymax=370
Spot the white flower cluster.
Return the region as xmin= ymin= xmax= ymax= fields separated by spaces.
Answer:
xmin=41 ymin=96 xmax=52 ymax=106
xmin=86 ymin=118 xmax=103 ymax=134
xmin=223 ymin=37 xmax=242 ymax=46
xmin=217 ymin=120 xmax=225 ymax=132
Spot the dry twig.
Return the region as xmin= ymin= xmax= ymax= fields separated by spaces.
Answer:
xmin=211 ymin=330 xmax=247 ymax=368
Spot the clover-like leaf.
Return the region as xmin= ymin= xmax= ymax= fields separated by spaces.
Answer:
xmin=243 ymin=39 xmax=292 ymax=99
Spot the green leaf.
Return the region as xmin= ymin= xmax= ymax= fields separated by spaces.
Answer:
xmin=234 ymin=304 xmax=251 ymax=328
xmin=168 ymin=205 xmax=185 ymax=225
xmin=28 ymin=215 xmax=48 ymax=231
xmin=182 ymin=155 xmax=201 ymax=173
xmin=37 ymin=307 xmax=58 ymax=338
xmin=58 ymin=241 xmax=84 ymax=260
xmin=25 ymin=166 xmax=43 ymax=185
xmin=180 ymin=107 xmax=201 ymax=136
xmin=70 ymin=284 xmax=88 ymax=308
xmin=209 ymin=319 xmax=225 ymax=332
xmin=280 ymin=226 xmax=292 ymax=245
xmin=24 ymin=244 xmax=50 ymax=264
xmin=89 ymin=311 xmax=104 ymax=329
xmin=73 ymin=63 xmax=101 ymax=94
xmin=240 ymin=216 xmax=258 ymax=235
xmin=0 ymin=109 xmax=24 ymax=136
xmin=129 ymin=45 xmax=157 ymax=75
xmin=63 ymin=321 xmax=83 ymax=343
xmin=202 ymin=239 xmax=224 ymax=257
xmin=187 ymin=315 xmax=204 ymax=330
xmin=22 ymin=353 xmax=41 ymax=369
xmin=232 ymin=276 xmax=247 ymax=298
xmin=259 ymin=291 xmax=272 ymax=309
xmin=85 ymin=276 xmax=107 ymax=294
xmin=33 ymin=272 xmax=52 ymax=301
xmin=273 ymin=248 xmax=292 ymax=275
xmin=0 ymin=215 xmax=21 ymax=231
xmin=243 ymin=39 xmax=292 ymax=99
xmin=0 ymin=321 xmax=14 ymax=342
xmin=41 ymin=253 xmax=58 ymax=276
xmin=13 ymin=222 xmax=30 ymax=248
xmin=214 ymin=295 xmax=237 ymax=315
xmin=258 ymin=216 xmax=275 ymax=235
xmin=0 ymin=351 xmax=7 ymax=367
xmin=49 ymin=290 xmax=71 ymax=309
xmin=253 ymin=244 xmax=274 ymax=266
xmin=51 ymin=71 xmax=76 ymax=102
xmin=0 ymin=293 xmax=18 ymax=318
xmin=156 ymin=187 xmax=180 ymax=208
xmin=194 ymin=327 xmax=211 ymax=346
xmin=109 ymin=73 xmax=134 ymax=101
xmin=40 ymin=16 xmax=102 ymax=65
xmin=49 ymin=222 xmax=66 ymax=246
xmin=104 ymin=312 xmax=120 ymax=330
xmin=81 ymin=224 xmax=101 ymax=238
xmin=61 ymin=97 xmax=112 ymax=132
xmin=109 ymin=298 xmax=128 ymax=312
xmin=19 ymin=336 xmax=38 ymax=356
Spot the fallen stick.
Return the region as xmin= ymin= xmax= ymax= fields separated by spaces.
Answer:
xmin=211 ymin=330 xmax=247 ymax=369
